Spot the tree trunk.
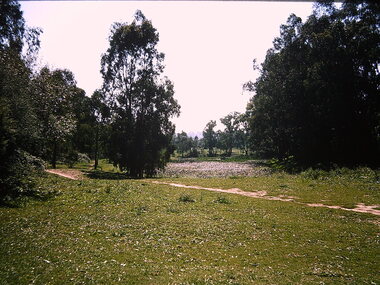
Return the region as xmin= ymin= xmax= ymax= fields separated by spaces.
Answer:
xmin=94 ymin=124 xmax=99 ymax=170
xmin=52 ymin=140 xmax=57 ymax=169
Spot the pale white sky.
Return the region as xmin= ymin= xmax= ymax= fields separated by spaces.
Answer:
xmin=21 ymin=1 xmax=314 ymax=135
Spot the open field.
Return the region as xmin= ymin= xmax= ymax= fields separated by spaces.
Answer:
xmin=1 ymin=161 xmax=379 ymax=284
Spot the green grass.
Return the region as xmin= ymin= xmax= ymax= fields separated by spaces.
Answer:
xmin=161 ymin=169 xmax=380 ymax=209
xmin=0 ymin=171 xmax=379 ymax=284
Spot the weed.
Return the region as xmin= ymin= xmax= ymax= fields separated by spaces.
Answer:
xmin=178 ymin=194 xmax=195 ymax=203
xmin=135 ymin=205 xmax=148 ymax=215
xmin=214 ymin=196 xmax=231 ymax=204
xmin=301 ymin=168 xmax=328 ymax=180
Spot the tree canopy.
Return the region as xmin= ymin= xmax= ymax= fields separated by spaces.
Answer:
xmin=246 ymin=1 xmax=380 ymax=166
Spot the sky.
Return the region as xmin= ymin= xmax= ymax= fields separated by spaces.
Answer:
xmin=20 ymin=1 xmax=314 ymax=135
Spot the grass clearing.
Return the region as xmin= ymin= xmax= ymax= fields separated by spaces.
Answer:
xmin=160 ymin=171 xmax=380 ymax=209
xmin=0 ymin=166 xmax=379 ymax=284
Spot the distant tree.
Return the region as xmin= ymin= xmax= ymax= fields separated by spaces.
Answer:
xmin=189 ymin=135 xmax=200 ymax=157
xmin=101 ymin=11 xmax=180 ymax=177
xmin=215 ymin=130 xmax=228 ymax=155
xmin=91 ymin=89 xmax=110 ymax=170
xmin=174 ymin=131 xmax=192 ymax=157
xmin=70 ymin=88 xmax=93 ymax=157
xmin=220 ymin=112 xmax=241 ymax=156
xmin=246 ymin=1 xmax=380 ymax=166
xmin=234 ymin=113 xmax=250 ymax=155
xmin=203 ymin=120 xmax=217 ymax=156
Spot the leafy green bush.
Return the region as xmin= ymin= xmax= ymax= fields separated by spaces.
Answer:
xmin=268 ymin=156 xmax=299 ymax=173
xmin=301 ymin=167 xmax=380 ymax=182
xmin=0 ymin=150 xmax=46 ymax=205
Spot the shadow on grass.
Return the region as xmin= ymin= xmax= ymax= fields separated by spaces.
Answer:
xmin=84 ymin=170 xmax=129 ymax=180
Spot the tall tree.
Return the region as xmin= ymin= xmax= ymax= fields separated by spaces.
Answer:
xmin=101 ymin=11 xmax=180 ymax=177
xmin=32 ymin=67 xmax=79 ymax=168
xmin=0 ymin=0 xmax=42 ymax=201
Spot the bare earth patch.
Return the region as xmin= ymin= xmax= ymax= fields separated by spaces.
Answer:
xmin=306 ymin=203 xmax=380 ymax=216
xmin=151 ymin=181 xmax=380 ymax=216
xmin=158 ymin=161 xmax=269 ymax=178
xmin=45 ymin=165 xmax=380 ymax=216
xmin=46 ymin=169 xmax=84 ymax=180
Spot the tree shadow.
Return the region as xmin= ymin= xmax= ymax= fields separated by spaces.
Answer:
xmin=84 ymin=170 xmax=130 ymax=180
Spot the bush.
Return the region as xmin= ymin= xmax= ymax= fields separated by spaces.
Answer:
xmin=268 ymin=156 xmax=299 ymax=173
xmin=0 ymin=150 xmax=46 ymax=205
xmin=22 ymin=151 xmax=47 ymax=171
xmin=64 ymin=150 xmax=79 ymax=168
xmin=186 ymin=148 xmax=199 ymax=158
xmin=301 ymin=166 xmax=380 ymax=182
xmin=214 ymin=196 xmax=231 ymax=204
xmin=301 ymin=168 xmax=329 ymax=180
xmin=178 ymin=194 xmax=195 ymax=203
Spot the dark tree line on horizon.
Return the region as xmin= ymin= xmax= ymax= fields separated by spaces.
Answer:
xmin=1 ymin=0 xmax=379 ymax=203
xmin=243 ymin=1 xmax=379 ymax=167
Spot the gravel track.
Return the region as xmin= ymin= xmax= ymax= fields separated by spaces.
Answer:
xmin=157 ymin=161 xmax=270 ymax=178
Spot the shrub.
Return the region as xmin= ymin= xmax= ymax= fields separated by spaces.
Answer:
xmin=64 ymin=150 xmax=78 ymax=168
xmin=178 ymin=194 xmax=195 ymax=203
xmin=22 ymin=151 xmax=47 ymax=171
xmin=301 ymin=168 xmax=329 ymax=180
xmin=214 ymin=196 xmax=230 ymax=204
xmin=268 ymin=156 xmax=299 ymax=173
xmin=0 ymin=150 xmax=46 ymax=205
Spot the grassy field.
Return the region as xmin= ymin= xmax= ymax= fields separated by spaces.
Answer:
xmin=0 ymin=162 xmax=379 ymax=284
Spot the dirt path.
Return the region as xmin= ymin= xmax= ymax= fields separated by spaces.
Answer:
xmin=46 ymin=169 xmax=83 ymax=180
xmin=151 ymin=180 xmax=380 ymax=216
xmin=45 ymin=169 xmax=380 ymax=216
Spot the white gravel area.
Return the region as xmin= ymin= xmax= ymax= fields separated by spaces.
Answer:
xmin=158 ymin=161 xmax=269 ymax=178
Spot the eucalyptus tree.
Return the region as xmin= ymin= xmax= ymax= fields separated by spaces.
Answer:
xmin=101 ymin=11 xmax=180 ymax=177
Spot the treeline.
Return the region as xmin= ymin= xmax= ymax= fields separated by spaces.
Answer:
xmin=173 ymin=112 xmax=248 ymax=158
xmin=1 ymin=1 xmax=179 ymax=202
xmin=0 ymin=0 xmax=107 ymax=201
xmin=197 ymin=1 xmax=379 ymax=167
xmin=173 ymin=112 xmax=251 ymax=158
xmin=244 ymin=1 xmax=380 ymax=167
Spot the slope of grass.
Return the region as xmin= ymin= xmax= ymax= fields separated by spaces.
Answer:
xmin=160 ymin=169 xmax=380 ymax=209
xmin=0 ymin=171 xmax=379 ymax=284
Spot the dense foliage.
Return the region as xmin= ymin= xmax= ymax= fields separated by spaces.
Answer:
xmin=101 ymin=11 xmax=180 ymax=177
xmin=245 ymin=1 xmax=380 ymax=166
xmin=0 ymin=0 xmax=41 ymax=202
xmin=0 ymin=0 xmax=98 ymax=202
